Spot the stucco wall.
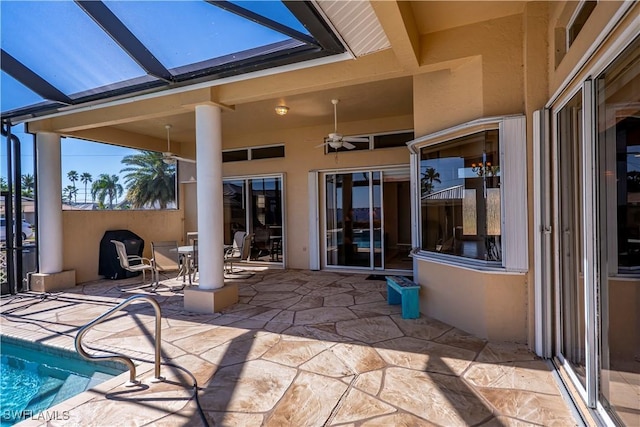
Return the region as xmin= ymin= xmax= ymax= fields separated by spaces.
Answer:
xmin=414 ymin=13 xmax=525 ymax=136
xmin=183 ymin=114 xmax=414 ymax=270
xmin=416 ymin=260 xmax=528 ymax=342
xmin=63 ymin=209 xmax=184 ymax=283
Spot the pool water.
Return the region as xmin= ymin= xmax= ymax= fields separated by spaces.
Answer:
xmin=0 ymin=336 xmax=125 ymax=426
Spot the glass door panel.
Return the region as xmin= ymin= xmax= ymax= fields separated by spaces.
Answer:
xmin=250 ymin=177 xmax=283 ymax=262
xmin=596 ymin=37 xmax=639 ymax=427
xmin=326 ymin=172 xmax=372 ymax=268
xmin=372 ymin=172 xmax=382 ymax=268
xmin=382 ymin=169 xmax=412 ymax=270
xmin=557 ymin=91 xmax=587 ymax=389
xmin=223 ymin=179 xmax=246 ymax=245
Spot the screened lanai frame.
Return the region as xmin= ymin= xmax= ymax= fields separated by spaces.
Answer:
xmin=0 ymin=0 xmax=346 ymax=122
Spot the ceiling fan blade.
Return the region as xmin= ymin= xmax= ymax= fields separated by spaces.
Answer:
xmin=315 ymin=141 xmax=329 ymax=148
xmin=173 ymin=155 xmax=196 ymax=164
xmin=163 ymin=152 xmax=196 ymax=164
xmin=343 ymin=136 xmax=369 ymax=143
xmin=342 ymin=141 xmax=356 ymax=150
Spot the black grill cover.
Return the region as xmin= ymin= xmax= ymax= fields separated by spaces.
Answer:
xmin=98 ymin=230 xmax=145 ymax=279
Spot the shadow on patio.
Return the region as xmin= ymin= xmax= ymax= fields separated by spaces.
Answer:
xmin=0 ymin=269 xmax=579 ymax=426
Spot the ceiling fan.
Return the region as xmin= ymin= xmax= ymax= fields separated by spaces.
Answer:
xmin=316 ymin=99 xmax=369 ymax=151
xmin=162 ymin=124 xmax=196 ymax=164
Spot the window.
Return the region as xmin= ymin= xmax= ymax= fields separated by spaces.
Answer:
xmin=567 ymin=1 xmax=597 ymax=48
xmin=419 ymin=130 xmax=501 ymax=262
xmin=374 ymin=131 xmax=414 ymax=149
xmin=222 ymin=149 xmax=248 ymax=163
xmin=251 ymin=145 xmax=284 ymax=160
xmin=222 ymin=144 xmax=284 ymax=162
xmin=410 ymin=116 xmax=527 ymax=271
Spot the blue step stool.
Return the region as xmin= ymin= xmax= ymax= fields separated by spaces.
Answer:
xmin=385 ymin=276 xmax=420 ymax=319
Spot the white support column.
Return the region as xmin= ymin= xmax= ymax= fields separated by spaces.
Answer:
xmin=31 ymin=132 xmax=75 ymax=292
xmin=36 ymin=132 xmax=63 ymax=273
xmin=194 ymin=104 xmax=224 ymax=290
xmin=185 ymin=104 xmax=238 ymax=313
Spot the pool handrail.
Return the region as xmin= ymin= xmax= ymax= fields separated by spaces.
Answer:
xmin=74 ymin=294 xmax=163 ymax=386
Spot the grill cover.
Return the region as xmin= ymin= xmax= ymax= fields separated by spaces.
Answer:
xmin=98 ymin=229 xmax=145 ymax=279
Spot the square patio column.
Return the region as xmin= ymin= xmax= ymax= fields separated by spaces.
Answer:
xmin=184 ymin=104 xmax=238 ymax=312
xmin=31 ymin=132 xmax=75 ymax=291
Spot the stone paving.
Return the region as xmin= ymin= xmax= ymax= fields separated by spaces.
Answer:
xmin=1 ymin=268 xmax=580 ymax=426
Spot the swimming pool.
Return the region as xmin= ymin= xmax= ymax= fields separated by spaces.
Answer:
xmin=0 ymin=336 xmax=125 ymax=426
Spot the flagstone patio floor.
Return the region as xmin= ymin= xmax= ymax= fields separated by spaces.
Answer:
xmin=1 ymin=268 xmax=580 ymax=426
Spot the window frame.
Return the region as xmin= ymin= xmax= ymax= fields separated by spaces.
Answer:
xmin=408 ymin=115 xmax=528 ymax=272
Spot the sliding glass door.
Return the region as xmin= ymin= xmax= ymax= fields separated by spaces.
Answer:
xmin=552 ymin=37 xmax=639 ymax=426
xmin=595 ymin=37 xmax=639 ymax=427
xmin=324 ymin=168 xmax=410 ymax=271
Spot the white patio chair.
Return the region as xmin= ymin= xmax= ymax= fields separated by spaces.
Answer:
xmin=111 ymin=240 xmax=158 ymax=291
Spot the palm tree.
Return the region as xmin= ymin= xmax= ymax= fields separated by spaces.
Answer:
xmin=0 ymin=177 xmax=6 ymax=191
xmin=421 ymin=167 xmax=441 ymax=195
xmin=67 ymin=170 xmax=79 ymax=203
xmin=63 ymin=185 xmax=78 ymax=204
xmin=121 ymin=151 xmax=176 ymax=209
xmin=91 ymin=174 xmax=123 ymax=209
xmin=80 ymin=172 xmax=92 ymax=203
xmin=21 ymin=174 xmax=35 ymax=197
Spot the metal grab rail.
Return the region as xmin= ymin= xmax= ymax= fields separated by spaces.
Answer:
xmin=74 ymin=294 xmax=164 ymax=386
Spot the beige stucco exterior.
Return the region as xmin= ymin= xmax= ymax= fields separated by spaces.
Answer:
xmin=416 ymin=260 xmax=528 ymax=342
xmin=20 ymin=1 xmax=640 ymax=345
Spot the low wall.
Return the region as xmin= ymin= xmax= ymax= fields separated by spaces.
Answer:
xmin=416 ymin=258 xmax=528 ymax=342
xmin=63 ymin=210 xmax=184 ymax=283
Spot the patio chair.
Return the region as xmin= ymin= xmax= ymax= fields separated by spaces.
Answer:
xmin=111 ymin=240 xmax=157 ymax=291
xmin=224 ymin=231 xmax=253 ymax=277
xmin=151 ymin=240 xmax=182 ymax=280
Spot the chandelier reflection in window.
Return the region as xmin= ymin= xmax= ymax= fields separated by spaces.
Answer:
xmin=471 ymin=161 xmax=499 ymax=177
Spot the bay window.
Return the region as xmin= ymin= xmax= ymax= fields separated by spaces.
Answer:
xmin=409 ymin=116 xmax=527 ymax=271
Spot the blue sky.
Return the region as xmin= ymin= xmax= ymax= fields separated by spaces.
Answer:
xmin=0 ymin=1 xmax=307 ymax=201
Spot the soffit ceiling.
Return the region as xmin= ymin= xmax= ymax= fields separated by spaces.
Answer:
xmin=409 ymin=1 xmax=528 ymax=35
xmin=111 ymin=76 xmax=414 ymax=144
